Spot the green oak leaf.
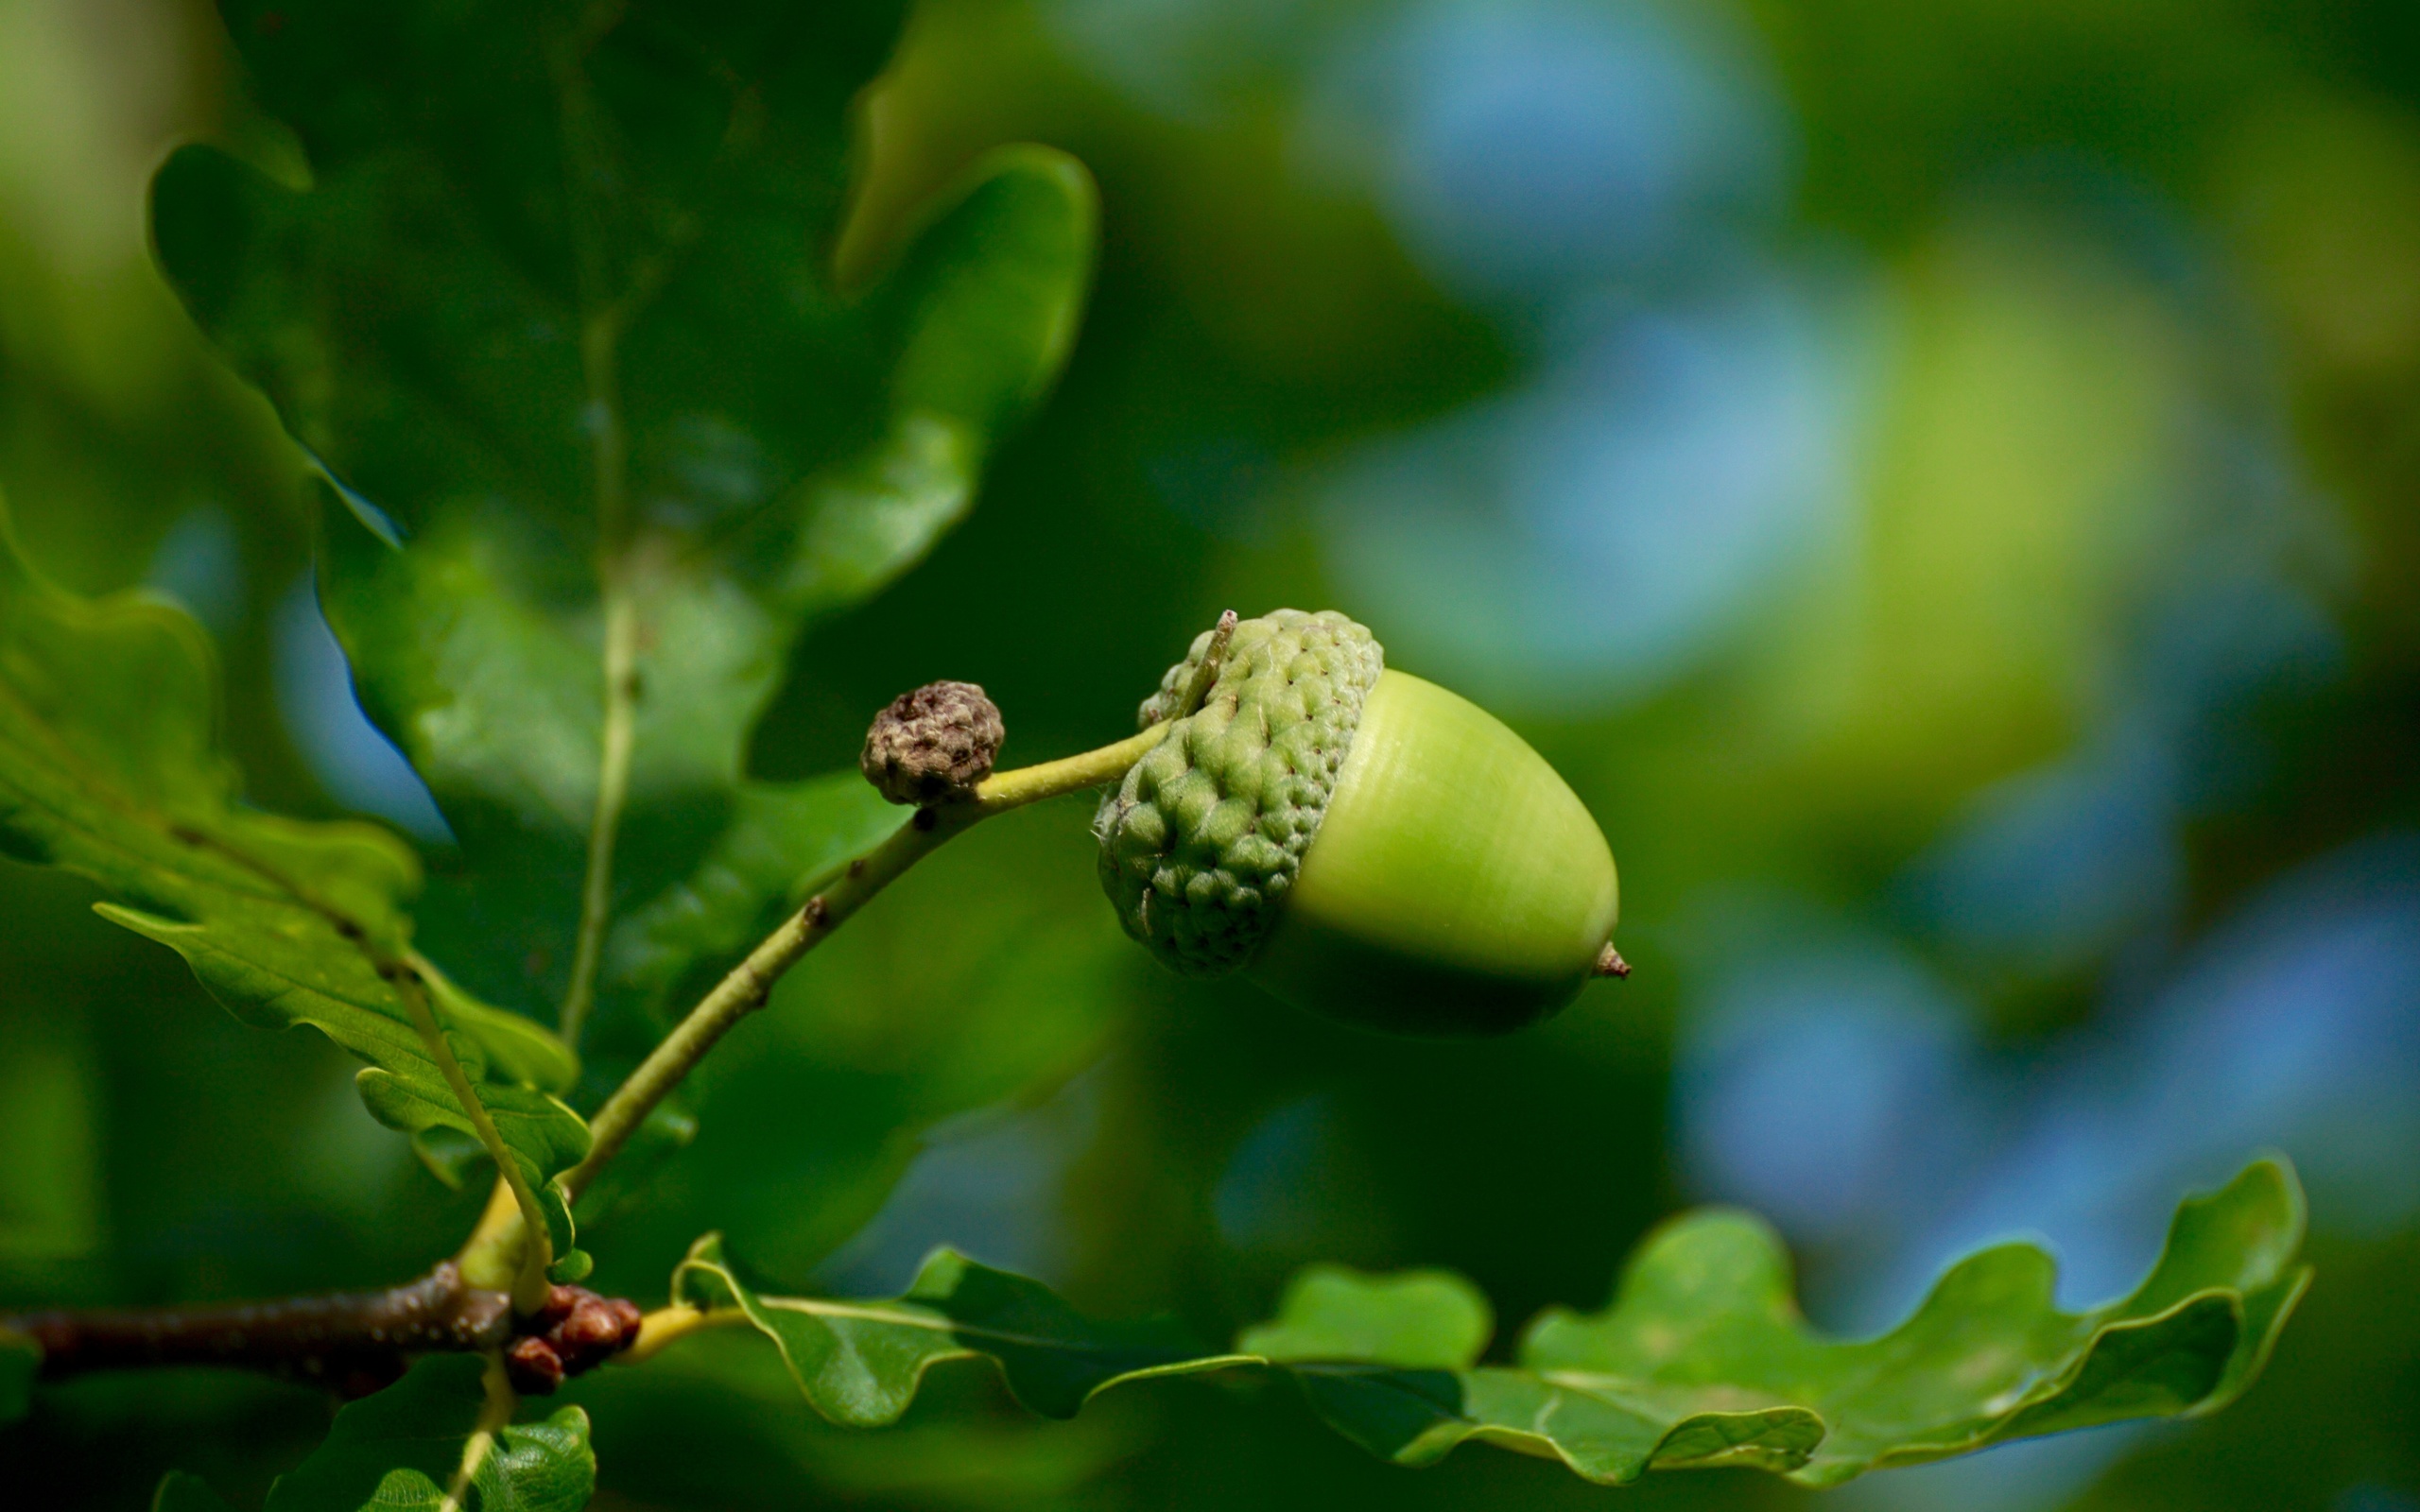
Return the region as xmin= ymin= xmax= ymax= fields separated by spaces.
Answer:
xmin=0 ymin=496 xmax=586 ymax=1195
xmin=1284 ymin=1156 xmax=2311 ymax=1485
xmin=149 ymin=0 xmax=1096 ymax=1072
xmin=1236 ymin=1266 xmax=1493 ymax=1369
xmin=155 ymin=1354 xmax=594 ymax=1512
xmin=670 ymin=1234 xmax=1249 ymax=1425
xmin=666 ymin=1159 xmax=2308 ymax=1487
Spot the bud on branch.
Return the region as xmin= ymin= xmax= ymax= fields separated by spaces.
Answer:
xmin=860 ymin=681 xmax=1006 ymax=805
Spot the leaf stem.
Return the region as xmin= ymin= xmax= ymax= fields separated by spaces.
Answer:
xmin=617 ymin=1303 xmax=737 ymax=1366
xmin=108 ymin=783 xmax=568 ymax=1310
xmin=550 ymin=13 xmax=644 ymax=1052
xmin=394 ymin=968 xmax=556 ymax=1314
xmin=558 ymin=721 xmax=1169 ymax=1202
xmin=440 ymin=1355 xmax=518 ymax=1512
xmin=559 ymin=581 xmax=636 ymax=1048
xmin=457 ymin=1181 xmax=527 ymax=1293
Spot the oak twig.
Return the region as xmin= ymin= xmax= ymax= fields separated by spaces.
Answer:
xmin=562 ymin=721 xmax=1171 ymax=1201
xmin=6 ymin=1268 xmax=643 ymax=1400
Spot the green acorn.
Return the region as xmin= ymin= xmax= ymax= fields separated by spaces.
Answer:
xmin=1095 ymin=610 xmax=1621 ymax=1037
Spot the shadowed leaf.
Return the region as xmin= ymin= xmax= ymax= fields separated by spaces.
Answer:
xmin=156 ymin=1355 xmax=594 ymax=1512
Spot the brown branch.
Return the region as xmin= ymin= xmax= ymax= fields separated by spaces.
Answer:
xmin=8 ymin=1267 xmax=641 ymax=1400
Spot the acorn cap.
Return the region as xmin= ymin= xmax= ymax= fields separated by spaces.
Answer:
xmin=1094 ymin=610 xmax=1384 ymax=975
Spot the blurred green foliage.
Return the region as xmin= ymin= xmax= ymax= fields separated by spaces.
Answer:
xmin=2 ymin=0 xmax=2417 ymax=1508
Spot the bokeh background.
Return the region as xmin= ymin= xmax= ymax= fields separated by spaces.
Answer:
xmin=4 ymin=0 xmax=2418 ymax=1507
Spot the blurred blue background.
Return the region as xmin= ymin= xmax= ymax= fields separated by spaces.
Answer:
xmin=3 ymin=0 xmax=2417 ymax=1506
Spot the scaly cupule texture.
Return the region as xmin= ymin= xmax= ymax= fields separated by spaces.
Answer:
xmin=1094 ymin=610 xmax=1383 ymax=975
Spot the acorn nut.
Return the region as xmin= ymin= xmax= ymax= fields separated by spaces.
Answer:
xmin=1095 ymin=610 xmax=1620 ymax=1037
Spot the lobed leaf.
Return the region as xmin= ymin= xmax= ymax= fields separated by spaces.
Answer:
xmin=667 ymin=1159 xmax=2308 ymax=1486
xmin=1236 ymin=1266 xmax=1493 ymax=1369
xmin=150 ymin=1 xmax=1097 ymax=1066
xmin=155 ymin=1354 xmax=594 ymax=1512
xmin=0 ymin=500 xmax=586 ymax=1195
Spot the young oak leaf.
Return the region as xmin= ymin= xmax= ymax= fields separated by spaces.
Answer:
xmin=149 ymin=1 xmax=1097 ymax=1063
xmin=0 ymin=497 xmax=586 ymax=1195
xmin=660 ymin=1159 xmax=2308 ymax=1488
xmin=669 ymin=1234 xmax=1247 ymax=1426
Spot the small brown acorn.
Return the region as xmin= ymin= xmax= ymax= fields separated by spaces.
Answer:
xmin=861 ymin=681 xmax=1005 ymax=805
